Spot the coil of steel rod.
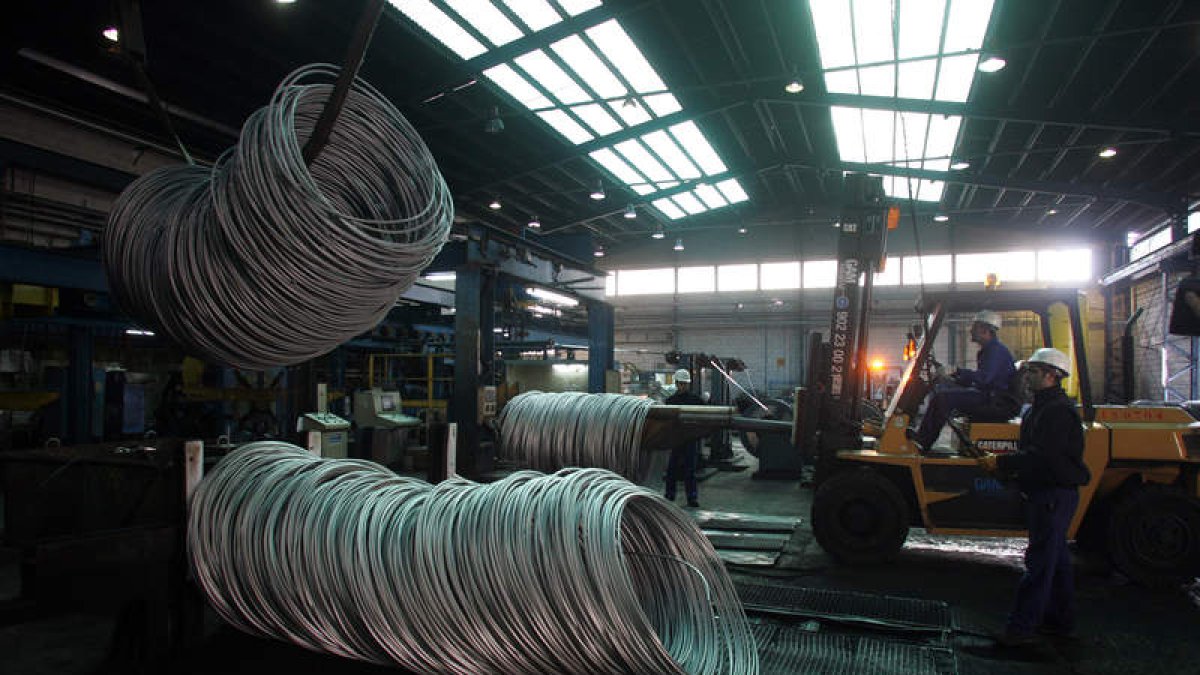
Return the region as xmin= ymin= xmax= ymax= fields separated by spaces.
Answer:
xmin=188 ymin=442 xmax=758 ymax=674
xmin=104 ymin=64 xmax=451 ymax=370
xmin=497 ymin=391 xmax=654 ymax=480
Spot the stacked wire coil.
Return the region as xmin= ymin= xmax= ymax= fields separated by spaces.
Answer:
xmin=104 ymin=64 xmax=452 ymax=370
xmin=498 ymin=391 xmax=654 ymax=480
xmin=188 ymin=442 xmax=758 ymax=674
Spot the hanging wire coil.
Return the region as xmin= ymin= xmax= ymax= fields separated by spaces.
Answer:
xmin=188 ymin=442 xmax=758 ymax=674
xmin=104 ymin=64 xmax=452 ymax=370
xmin=497 ymin=391 xmax=655 ymax=480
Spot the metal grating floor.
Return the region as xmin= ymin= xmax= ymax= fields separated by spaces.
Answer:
xmin=754 ymin=622 xmax=957 ymax=675
xmin=736 ymin=582 xmax=954 ymax=631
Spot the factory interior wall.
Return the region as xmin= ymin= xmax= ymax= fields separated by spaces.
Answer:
xmin=1130 ymin=272 xmax=1194 ymax=402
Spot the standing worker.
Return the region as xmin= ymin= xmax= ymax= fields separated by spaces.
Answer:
xmin=664 ymin=368 xmax=703 ymax=507
xmin=913 ymin=310 xmax=1017 ymax=451
xmin=977 ymin=348 xmax=1090 ymax=646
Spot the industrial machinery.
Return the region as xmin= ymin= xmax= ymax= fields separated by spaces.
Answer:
xmin=810 ymin=287 xmax=1200 ymax=587
xmin=353 ymin=388 xmax=421 ymax=465
xmin=298 ymin=384 xmax=351 ymax=458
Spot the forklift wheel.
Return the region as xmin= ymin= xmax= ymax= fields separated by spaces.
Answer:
xmin=1107 ymin=485 xmax=1200 ymax=588
xmin=812 ymin=468 xmax=910 ymax=564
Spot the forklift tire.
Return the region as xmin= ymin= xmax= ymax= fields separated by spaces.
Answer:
xmin=1107 ymin=485 xmax=1200 ymax=588
xmin=812 ymin=468 xmax=910 ymax=564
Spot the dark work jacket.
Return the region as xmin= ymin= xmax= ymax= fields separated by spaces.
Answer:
xmin=665 ymin=390 xmax=704 ymax=406
xmin=953 ymin=338 xmax=1016 ymax=394
xmin=996 ymin=385 xmax=1090 ymax=493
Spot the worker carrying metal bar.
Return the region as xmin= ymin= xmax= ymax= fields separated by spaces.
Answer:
xmin=912 ymin=310 xmax=1017 ymax=451
xmin=664 ymin=368 xmax=703 ymax=508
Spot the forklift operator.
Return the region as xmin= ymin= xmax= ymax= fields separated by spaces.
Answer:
xmin=912 ymin=310 xmax=1016 ymax=451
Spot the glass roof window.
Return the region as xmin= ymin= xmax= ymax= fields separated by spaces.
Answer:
xmin=809 ymin=0 xmax=997 ymax=202
xmin=392 ymin=1 xmax=749 ymax=220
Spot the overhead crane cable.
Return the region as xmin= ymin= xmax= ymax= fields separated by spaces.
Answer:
xmin=498 ymin=391 xmax=655 ymax=481
xmin=103 ymin=64 xmax=452 ymax=370
xmin=188 ymin=443 xmax=758 ymax=674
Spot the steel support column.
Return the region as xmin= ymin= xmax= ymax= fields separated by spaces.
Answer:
xmin=452 ymin=264 xmax=483 ymax=476
xmin=67 ymin=325 xmax=93 ymax=444
xmin=587 ymin=300 xmax=615 ymax=393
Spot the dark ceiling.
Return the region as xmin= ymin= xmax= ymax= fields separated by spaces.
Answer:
xmin=2 ymin=0 xmax=1198 ymax=253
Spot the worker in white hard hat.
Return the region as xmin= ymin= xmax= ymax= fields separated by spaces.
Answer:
xmin=977 ymin=347 xmax=1089 ymax=647
xmin=912 ymin=310 xmax=1017 ymax=451
xmin=664 ymin=368 xmax=702 ymax=507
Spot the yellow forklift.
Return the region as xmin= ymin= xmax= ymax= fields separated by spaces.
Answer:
xmin=810 ymin=287 xmax=1200 ymax=587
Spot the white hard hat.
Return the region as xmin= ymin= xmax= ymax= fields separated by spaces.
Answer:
xmin=1027 ymin=347 xmax=1070 ymax=377
xmin=673 ymin=368 xmax=692 ymax=383
xmin=972 ymin=310 xmax=1002 ymax=331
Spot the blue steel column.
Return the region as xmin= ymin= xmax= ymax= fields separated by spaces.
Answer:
xmin=587 ymin=300 xmax=615 ymax=393
xmin=480 ymin=271 xmax=496 ymax=386
xmin=68 ymin=325 xmax=93 ymax=444
xmin=452 ymin=263 xmax=482 ymax=475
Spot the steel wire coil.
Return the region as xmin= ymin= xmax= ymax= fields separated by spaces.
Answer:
xmin=104 ymin=64 xmax=451 ymax=370
xmin=497 ymin=391 xmax=655 ymax=480
xmin=188 ymin=442 xmax=758 ymax=674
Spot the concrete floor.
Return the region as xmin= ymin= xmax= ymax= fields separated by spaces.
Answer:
xmin=3 ymin=444 xmax=1199 ymax=674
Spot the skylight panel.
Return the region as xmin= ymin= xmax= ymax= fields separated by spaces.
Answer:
xmin=860 ymin=108 xmax=896 ymax=163
xmin=715 ymin=178 xmax=749 ymax=203
xmin=444 ymin=0 xmax=523 ymax=47
xmin=586 ymin=20 xmax=667 ymax=93
xmin=857 ymin=64 xmax=896 ymax=97
xmin=895 ymin=112 xmax=929 ymax=159
xmin=642 ymin=130 xmax=701 ymax=179
xmin=656 ymin=180 xmax=680 ymax=190
xmin=831 ymin=107 xmax=867 ymax=163
xmin=668 ymin=121 xmax=727 ymax=175
xmin=652 ymin=197 xmax=686 ymax=219
xmin=898 ymin=0 xmax=946 ymax=59
xmin=933 ymin=53 xmax=979 ymax=102
xmin=644 ymin=93 xmax=682 ymax=116
xmin=673 ymin=192 xmax=706 ymax=215
xmin=611 ymin=100 xmax=651 ymax=126
xmin=556 ymin=0 xmax=601 ymax=16
xmin=502 ymin=0 xmax=561 ymax=32
xmin=389 ymin=0 xmax=486 ymax=59
xmin=483 ymin=64 xmax=552 ymax=108
xmin=853 ymin=0 xmax=895 ymax=64
xmin=632 ymin=185 xmax=656 ymax=195
xmin=573 ymin=104 xmax=621 ymax=136
xmin=825 ymin=69 xmax=860 ymax=95
xmin=942 ymin=0 xmax=995 ymax=53
xmin=924 ymin=113 xmax=962 ymax=158
xmin=589 ymin=148 xmax=645 ymax=187
xmin=897 ymin=59 xmax=938 ymax=99
xmin=537 ymin=110 xmax=594 ymax=144
xmin=514 ymin=50 xmax=590 ymax=104
xmin=551 ymin=35 xmax=627 ymax=99
xmin=809 ymin=0 xmax=856 ymax=68
xmin=693 ymin=184 xmax=728 ymax=209
xmin=615 ymin=139 xmax=673 ymax=182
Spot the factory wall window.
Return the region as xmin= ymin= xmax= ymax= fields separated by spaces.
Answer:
xmin=760 ymin=261 xmax=801 ymax=290
xmin=803 ymin=260 xmax=837 ymax=289
xmin=676 ymin=266 xmax=716 ymax=293
xmin=874 ymin=256 xmax=902 ymax=286
xmin=1129 ymin=228 xmax=1172 ymax=261
xmin=1188 ymin=210 xmax=1200 ymax=234
xmin=954 ymin=251 xmax=1036 ymax=284
xmin=717 ymin=264 xmax=759 ymax=292
xmin=617 ymin=268 xmax=675 ymax=295
xmin=1036 ymin=248 xmax=1092 ymax=283
xmin=605 ymin=272 xmax=616 ymax=297
xmin=902 ymin=255 xmax=952 ymax=285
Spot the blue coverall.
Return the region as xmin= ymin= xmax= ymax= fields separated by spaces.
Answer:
xmin=664 ymin=389 xmax=703 ymax=504
xmin=915 ymin=338 xmax=1016 ymax=449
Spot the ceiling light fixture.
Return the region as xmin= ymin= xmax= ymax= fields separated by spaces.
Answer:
xmin=651 ymin=226 xmax=665 ymax=239
xmin=1046 ymin=208 xmax=1059 ymax=215
xmin=624 ymin=204 xmax=637 ymax=219
xmin=488 ymin=198 xmax=502 ymax=210
xmin=737 ymin=226 xmax=747 ymax=234
xmin=593 ymin=247 xmax=605 ymax=257
xmin=950 ymin=161 xmax=970 ymax=170
xmin=978 ymin=56 xmax=1007 ymax=73
xmin=102 ymin=26 xmax=119 ymax=42
xmin=784 ymin=77 xmax=805 ymax=94
xmin=527 ymin=215 xmax=541 ymax=229
xmin=1098 ymin=147 xmax=1117 ymax=158
xmin=673 ymin=238 xmax=685 ymax=251
xmin=484 ymin=106 xmax=504 ymax=134
xmin=622 ymin=95 xmax=640 ymax=109
xmin=934 ymin=214 xmax=949 ymax=222
xmin=589 ymin=180 xmax=606 ymax=200
xmin=423 ymin=271 xmax=457 ymax=282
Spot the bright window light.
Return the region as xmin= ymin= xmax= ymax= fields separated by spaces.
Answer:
xmin=809 ymin=0 xmax=856 ymax=68
xmin=527 ymin=286 xmax=580 ymax=306
xmin=955 ymin=251 xmax=1036 ymax=283
xmin=537 ymin=110 xmax=594 ymax=144
xmin=825 ymin=69 xmax=860 ymax=95
xmin=590 ymin=148 xmax=647 ymax=187
xmin=803 ymin=260 xmax=838 ymax=289
xmin=902 ymin=254 xmax=953 ymax=285
xmin=715 ymin=178 xmax=749 ymax=203
xmin=933 ymin=52 xmax=980 ymax=102
xmin=854 ymin=0 xmax=895 ymax=64
xmin=718 ymin=264 xmax=758 ymax=292
xmin=673 ymin=192 xmax=707 ymax=215
xmin=642 ymin=130 xmax=701 ymax=179
xmin=551 ymin=35 xmax=628 ymax=99
xmin=515 ymin=50 xmax=590 ymax=104
xmin=831 ymin=107 xmax=866 ymax=162
xmin=605 ymin=272 xmax=616 ymax=296
xmin=389 ymin=0 xmax=487 ymax=59
xmin=572 ymin=103 xmax=621 ymax=136
xmin=615 ymin=139 xmax=673 ymax=181
xmin=502 ymin=0 xmax=562 ymax=32
xmin=668 ymin=121 xmax=727 ymax=175
xmin=898 ymin=0 xmax=946 ymax=59
xmin=632 ymin=184 xmax=656 ymax=195
xmin=656 ymin=180 xmax=681 ymax=190
xmin=924 ymin=113 xmax=962 ymax=159
xmin=644 ymin=93 xmax=682 ymax=116
xmin=693 ymin=183 xmax=728 ymax=209
xmin=1189 ymin=211 xmax=1200 ymax=234
xmin=483 ymin=64 xmax=552 ymax=109
xmin=677 ymin=266 xmax=716 ymax=293
xmin=618 ymin=268 xmax=675 ymax=295
xmin=857 ymin=63 xmax=896 ymax=97
xmin=1037 ymin=248 xmax=1093 ymax=282
xmin=897 ymin=59 xmax=938 ymax=99
xmin=586 ymin=20 xmax=667 ymax=93
xmin=652 ymin=197 xmax=686 ymax=219
xmin=423 ymin=271 xmax=457 ymax=281
xmin=761 ymin=262 xmax=801 ymax=290
xmin=445 ymin=0 xmax=523 ymax=47
xmin=875 ymin=256 xmax=902 ymax=286
xmin=1129 ymin=228 xmax=1172 ymax=261
xmin=942 ymin=0 xmax=995 ymax=53
xmin=556 ymin=0 xmax=601 ymax=16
